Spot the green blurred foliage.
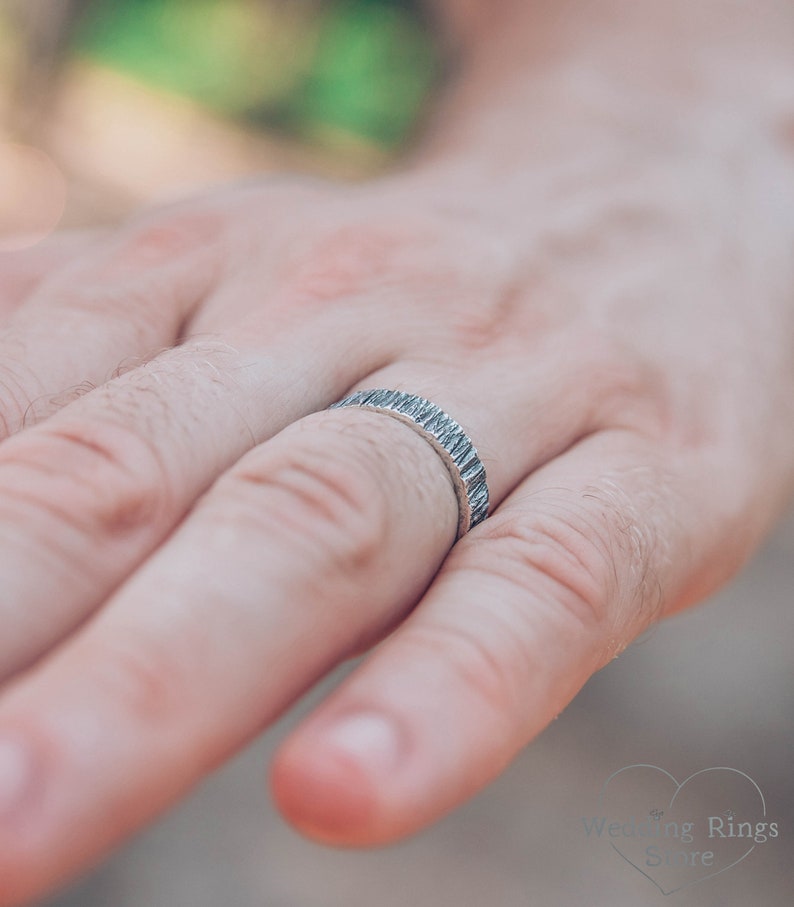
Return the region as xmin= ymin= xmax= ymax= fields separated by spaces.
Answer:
xmin=75 ymin=0 xmax=440 ymax=152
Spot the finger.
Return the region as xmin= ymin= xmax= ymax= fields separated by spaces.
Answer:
xmin=270 ymin=429 xmax=733 ymax=844
xmin=0 ymin=324 xmax=637 ymax=679
xmin=0 ymin=313 xmax=396 ymax=679
xmin=0 ymin=407 xmax=460 ymax=905
xmin=0 ymin=369 xmax=581 ymax=902
xmin=0 ymin=366 xmax=657 ymax=899
xmin=0 ymin=212 xmax=221 ymax=438
xmin=0 ymin=231 xmax=103 ymax=322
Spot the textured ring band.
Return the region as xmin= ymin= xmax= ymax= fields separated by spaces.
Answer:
xmin=330 ymin=389 xmax=489 ymax=539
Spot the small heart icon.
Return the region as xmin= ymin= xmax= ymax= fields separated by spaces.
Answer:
xmin=593 ymin=765 xmax=768 ymax=895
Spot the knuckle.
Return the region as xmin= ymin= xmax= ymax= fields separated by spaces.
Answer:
xmin=566 ymin=332 xmax=672 ymax=435
xmin=38 ymin=280 xmax=183 ymax=352
xmin=580 ymin=474 xmax=664 ymax=620
xmin=35 ymin=211 xmax=224 ymax=340
xmin=279 ymin=222 xmax=400 ymax=304
xmin=217 ymin=434 xmax=390 ymax=576
xmin=448 ymin=284 xmax=524 ymax=354
xmin=109 ymin=208 xmax=226 ymax=271
xmin=402 ymin=617 xmax=525 ymax=724
xmin=82 ymin=632 xmax=191 ymax=726
xmin=467 ymin=500 xmax=623 ymax=631
xmin=470 ymin=484 xmax=663 ymax=634
xmin=0 ymin=416 xmax=172 ymax=539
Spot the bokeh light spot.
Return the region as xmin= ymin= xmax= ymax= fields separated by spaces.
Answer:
xmin=0 ymin=143 xmax=67 ymax=252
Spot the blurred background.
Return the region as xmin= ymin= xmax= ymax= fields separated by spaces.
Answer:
xmin=0 ymin=0 xmax=441 ymax=241
xmin=0 ymin=1 xmax=792 ymax=904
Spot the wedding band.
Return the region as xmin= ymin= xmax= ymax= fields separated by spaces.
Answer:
xmin=330 ymin=389 xmax=489 ymax=539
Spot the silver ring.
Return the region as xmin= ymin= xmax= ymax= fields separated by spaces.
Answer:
xmin=329 ymin=389 xmax=489 ymax=539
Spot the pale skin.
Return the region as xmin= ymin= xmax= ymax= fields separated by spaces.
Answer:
xmin=1 ymin=0 xmax=794 ymax=902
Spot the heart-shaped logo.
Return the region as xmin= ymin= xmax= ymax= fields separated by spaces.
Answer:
xmin=582 ymin=765 xmax=778 ymax=895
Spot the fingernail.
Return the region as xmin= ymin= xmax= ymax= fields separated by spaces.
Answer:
xmin=0 ymin=735 xmax=31 ymax=820
xmin=322 ymin=712 xmax=402 ymax=774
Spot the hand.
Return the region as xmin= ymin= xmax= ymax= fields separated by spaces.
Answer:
xmin=1 ymin=4 xmax=794 ymax=904
xmin=0 ymin=231 xmax=98 ymax=322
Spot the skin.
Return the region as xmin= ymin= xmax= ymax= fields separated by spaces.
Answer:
xmin=0 ymin=0 xmax=793 ymax=902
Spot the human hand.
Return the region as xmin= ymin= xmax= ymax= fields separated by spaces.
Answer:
xmin=2 ymin=3 xmax=794 ymax=903
xmin=0 ymin=231 xmax=98 ymax=322
xmin=0 ymin=137 xmax=792 ymax=901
